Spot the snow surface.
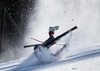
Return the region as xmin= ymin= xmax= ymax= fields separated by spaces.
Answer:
xmin=0 ymin=47 xmax=100 ymax=71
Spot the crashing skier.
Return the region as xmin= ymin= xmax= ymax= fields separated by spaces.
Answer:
xmin=24 ymin=26 xmax=77 ymax=63
xmin=34 ymin=26 xmax=59 ymax=50
xmin=33 ymin=26 xmax=60 ymax=63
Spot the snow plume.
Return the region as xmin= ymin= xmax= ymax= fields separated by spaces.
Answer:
xmin=10 ymin=46 xmax=58 ymax=71
xmin=25 ymin=0 xmax=100 ymax=58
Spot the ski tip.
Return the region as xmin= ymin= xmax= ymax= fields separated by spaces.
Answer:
xmin=70 ymin=26 xmax=78 ymax=31
xmin=74 ymin=26 xmax=78 ymax=29
xmin=24 ymin=46 xmax=28 ymax=48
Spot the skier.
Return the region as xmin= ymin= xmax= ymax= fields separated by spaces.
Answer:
xmin=34 ymin=26 xmax=59 ymax=63
xmin=34 ymin=26 xmax=59 ymax=50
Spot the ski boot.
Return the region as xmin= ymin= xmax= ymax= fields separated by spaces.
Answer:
xmin=49 ymin=26 xmax=59 ymax=32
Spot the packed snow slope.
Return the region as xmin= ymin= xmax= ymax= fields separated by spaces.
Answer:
xmin=0 ymin=46 xmax=100 ymax=71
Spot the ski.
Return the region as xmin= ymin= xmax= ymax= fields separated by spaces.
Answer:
xmin=24 ymin=26 xmax=78 ymax=48
xmin=24 ymin=44 xmax=38 ymax=48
